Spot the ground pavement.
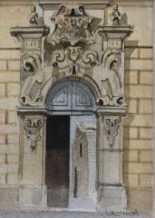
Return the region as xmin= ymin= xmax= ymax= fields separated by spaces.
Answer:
xmin=0 ymin=211 xmax=152 ymax=218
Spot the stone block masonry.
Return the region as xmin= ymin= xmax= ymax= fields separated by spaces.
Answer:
xmin=0 ymin=48 xmax=20 ymax=188
xmin=124 ymin=46 xmax=153 ymax=211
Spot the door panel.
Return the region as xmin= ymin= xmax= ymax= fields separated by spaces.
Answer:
xmin=69 ymin=115 xmax=97 ymax=210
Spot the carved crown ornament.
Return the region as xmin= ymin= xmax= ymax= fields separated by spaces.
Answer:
xmin=10 ymin=3 xmax=133 ymax=111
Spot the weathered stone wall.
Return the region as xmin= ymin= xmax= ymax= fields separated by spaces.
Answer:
xmin=0 ymin=0 xmax=153 ymax=211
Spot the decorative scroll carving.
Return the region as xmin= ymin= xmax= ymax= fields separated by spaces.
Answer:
xmin=20 ymin=53 xmax=43 ymax=105
xmin=24 ymin=117 xmax=43 ymax=151
xmin=112 ymin=4 xmax=128 ymax=26
xmin=95 ymin=50 xmax=123 ymax=106
xmin=104 ymin=117 xmax=121 ymax=149
xmin=44 ymin=4 xmax=101 ymax=79
xmin=11 ymin=3 xmax=133 ymax=107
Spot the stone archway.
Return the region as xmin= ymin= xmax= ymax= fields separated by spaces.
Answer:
xmin=45 ymin=79 xmax=97 ymax=210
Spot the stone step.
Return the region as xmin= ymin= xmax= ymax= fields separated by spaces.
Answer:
xmin=0 ymin=211 xmax=151 ymax=218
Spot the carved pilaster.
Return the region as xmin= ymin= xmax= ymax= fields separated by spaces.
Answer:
xmin=97 ymin=111 xmax=126 ymax=211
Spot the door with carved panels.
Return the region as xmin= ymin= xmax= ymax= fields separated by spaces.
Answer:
xmin=46 ymin=80 xmax=96 ymax=112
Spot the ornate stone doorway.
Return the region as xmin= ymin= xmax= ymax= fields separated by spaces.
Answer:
xmin=46 ymin=80 xmax=97 ymax=210
xmin=10 ymin=3 xmax=133 ymax=211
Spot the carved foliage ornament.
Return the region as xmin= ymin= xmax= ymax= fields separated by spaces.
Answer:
xmin=24 ymin=118 xmax=43 ymax=151
xmin=104 ymin=117 xmax=121 ymax=149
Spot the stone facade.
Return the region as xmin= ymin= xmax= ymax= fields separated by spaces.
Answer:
xmin=0 ymin=0 xmax=153 ymax=213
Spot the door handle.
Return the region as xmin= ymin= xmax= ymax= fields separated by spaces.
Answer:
xmin=74 ymin=167 xmax=78 ymax=198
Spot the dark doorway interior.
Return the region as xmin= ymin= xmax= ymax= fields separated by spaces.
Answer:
xmin=46 ymin=116 xmax=70 ymax=207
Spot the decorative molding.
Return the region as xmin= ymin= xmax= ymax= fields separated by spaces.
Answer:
xmin=0 ymin=0 xmax=152 ymax=8
xmin=39 ymin=0 xmax=112 ymax=9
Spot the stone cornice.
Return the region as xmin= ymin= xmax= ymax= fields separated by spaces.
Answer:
xmin=39 ymin=0 xmax=112 ymax=10
xmin=0 ymin=0 xmax=152 ymax=7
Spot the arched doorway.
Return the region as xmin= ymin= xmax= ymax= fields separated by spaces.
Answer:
xmin=45 ymin=79 xmax=97 ymax=210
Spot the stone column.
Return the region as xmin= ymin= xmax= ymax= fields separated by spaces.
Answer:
xmin=18 ymin=114 xmax=47 ymax=208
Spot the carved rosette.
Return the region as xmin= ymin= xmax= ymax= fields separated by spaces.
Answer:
xmin=24 ymin=117 xmax=43 ymax=151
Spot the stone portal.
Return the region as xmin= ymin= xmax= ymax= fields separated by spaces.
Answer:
xmin=10 ymin=2 xmax=133 ymax=211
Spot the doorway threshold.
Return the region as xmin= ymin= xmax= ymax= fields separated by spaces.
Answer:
xmin=18 ymin=206 xmax=97 ymax=213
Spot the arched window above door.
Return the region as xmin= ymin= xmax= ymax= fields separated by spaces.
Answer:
xmin=46 ymin=80 xmax=96 ymax=112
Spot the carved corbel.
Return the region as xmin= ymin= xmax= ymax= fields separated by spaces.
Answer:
xmin=24 ymin=117 xmax=43 ymax=151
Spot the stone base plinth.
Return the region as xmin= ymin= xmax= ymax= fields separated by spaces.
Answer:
xmin=97 ymin=185 xmax=127 ymax=212
xmin=19 ymin=185 xmax=47 ymax=209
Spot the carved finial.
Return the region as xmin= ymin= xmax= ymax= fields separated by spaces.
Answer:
xmin=112 ymin=3 xmax=128 ymax=26
xmin=29 ymin=5 xmax=39 ymax=25
xmin=112 ymin=4 xmax=121 ymax=25
xmin=29 ymin=5 xmax=44 ymax=25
